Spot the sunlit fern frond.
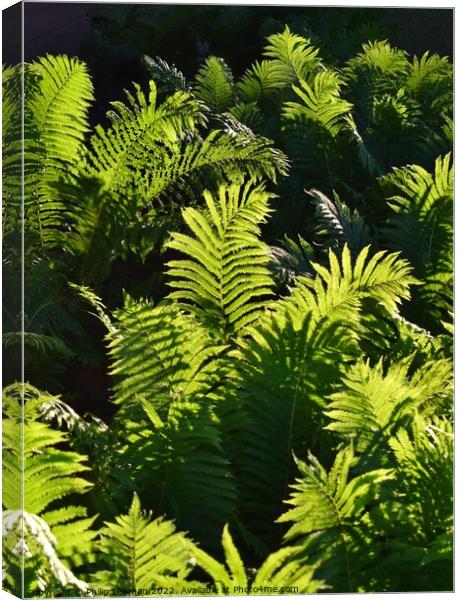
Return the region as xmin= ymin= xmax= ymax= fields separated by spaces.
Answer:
xmin=194 ymin=56 xmax=235 ymax=113
xmin=93 ymin=493 xmax=194 ymax=590
xmin=191 ymin=524 xmax=324 ymax=594
xmin=380 ymin=153 xmax=453 ymax=329
xmin=166 ymin=181 xmax=276 ymax=340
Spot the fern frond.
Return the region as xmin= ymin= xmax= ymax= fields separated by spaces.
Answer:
xmin=3 ymin=511 xmax=90 ymax=594
xmin=87 ymin=81 xmax=204 ymax=192
xmin=389 ymin=415 xmax=452 ymax=541
xmin=262 ymin=26 xmax=321 ymax=84
xmin=236 ymin=27 xmax=320 ymax=106
xmin=285 ymin=244 xmax=417 ymax=320
xmin=381 ymin=153 xmax=453 ymax=328
xmin=283 ymin=71 xmax=352 ymax=138
xmin=343 ymin=41 xmax=409 ymax=116
xmin=278 ymin=445 xmax=392 ymax=538
xmin=281 ymin=71 xmax=353 ymax=185
xmin=310 ymin=189 xmax=372 ymax=255
xmin=167 ymin=181 xmax=275 ymax=339
xmin=277 ymin=446 xmax=392 ymax=592
xmin=406 ymin=51 xmax=452 ymax=120
xmin=105 ymin=297 xmax=236 ymax=546
xmin=143 ymin=55 xmax=190 ymax=94
xmin=231 ymin=245 xmax=416 ymax=536
xmin=24 ymin=55 xmax=94 ymax=247
xmin=107 ymin=299 xmax=226 ymax=405
xmin=323 ymin=357 xmax=451 ymax=452
xmin=191 ymin=525 xmax=324 ymax=594
xmin=2 ymin=386 xmax=97 ymax=590
xmin=29 ymin=55 xmax=94 ymax=174
xmin=194 ymin=56 xmax=235 ymax=113
xmin=94 ymin=493 xmax=194 ymax=590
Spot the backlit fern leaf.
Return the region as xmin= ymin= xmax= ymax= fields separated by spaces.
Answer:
xmin=25 ymin=55 xmax=94 ymax=247
xmin=324 ymin=357 xmax=452 ymax=452
xmin=281 ymin=71 xmax=353 ymax=185
xmin=381 ymin=153 xmax=453 ymax=329
xmin=233 ymin=245 xmax=416 ymax=540
xmin=107 ymin=299 xmax=226 ymax=406
xmin=105 ymin=297 xmax=236 ymax=547
xmin=310 ymin=188 xmax=372 ymax=255
xmin=94 ymin=493 xmax=194 ymax=590
xmin=237 ymin=26 xmax=320 ymax=104
xmin=2 ymin=385 xmax=97 ymax=592
xmin=194 ymin=56 xmax=235 ymax=113
xmin=191 ymin=524 xmax=324 ymax=594
xmin=167 ymin=181 xmax=275 ymax=339
xmin=277 ymin=445 xmax=392 ymax=592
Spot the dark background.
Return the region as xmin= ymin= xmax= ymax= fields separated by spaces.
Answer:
xmin=4 ymin=3 xmax=454 ymax=124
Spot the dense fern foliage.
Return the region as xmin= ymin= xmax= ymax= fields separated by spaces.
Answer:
xmin=2 ymin=18 xmax=453 ymax=597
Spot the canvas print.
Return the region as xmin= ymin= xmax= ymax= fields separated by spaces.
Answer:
xmin=2 ymin=2 xmax=454 ymax=597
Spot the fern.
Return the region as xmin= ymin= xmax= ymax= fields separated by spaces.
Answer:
xmin=3 ymin=511 xmax=90 ymax=596
xmin=232 ymin=245 xmax=416 ymax=540
xmin=281 ymin=71 xmax=353 ymax=188
xmin=143 ymin=55 xmax=190 ymax=95
xmin=167 ymin=181 xmax=275 ymax=339
xmin=237 ymin=26 xmax=320 ymax=104
xmin=324 ymin=356 xmax=452 ymax=453
xmin=93 ymin=494 xmax=194 ymax=590
xmin=194 ymin=56 xmax=235 ymax=113
xmin=406 ymin=51 xmax=452 ymax=123
xmin=380 ymin=153 xmax=453 ymax=329
xmin=310 ymin=188 xmax=372 ymax=255
xmin=191 ymin=525 xmax=324 ymax=594
xmin=277 ymin=445 xmax=392 ymax=592
xmin=104 ymin=298 xmax=236 ymax=547
xmin=24 ymin=55 xmax=94 ymax=247
xmin=2 ymin=385 xmax=97 ymax=593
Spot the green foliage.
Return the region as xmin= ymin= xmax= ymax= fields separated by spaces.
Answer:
xmin=380 ymin=153 xmax=453 ymax=329
xmin=167 ymin=181 xmax=275 ymax=339
xmin=191 ymin=525 xmax=324 ymax=594
xmin=94 ymin=493 xmax=194 ymax=590
xmin=2 ymin=385 xmax=97 ymax=595
xmin=2 ymin=18 xmax=452 ymax=597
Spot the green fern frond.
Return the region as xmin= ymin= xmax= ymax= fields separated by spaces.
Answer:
xmin=277 ymin=446 xmax=392 ymax=592
xmin=87 ymin=81 xmax=204 ymax=192
xmin=29 ymin=55 xmax=94 ymax=174
xmin=94 ymin=493 xmax=194 ymax=590
xmin=110 ymin=395 xmax=237 ymax=549
xmin=237 ymin=27 xmax=320 ymax=106
xmin=281 ymin=71 xmax=353 ymax=185
xmin=233 ymin=245 xmax=416 ymax=538
xmin=283 ymin=71 xmax=352 ymax=138
xmin=310 ymin=189 xmax=372 ymax=255
xmin=343 ymin=41 xmax=409 ymax=115
xmin=141 ymin=127 xmax=288 ymax=201
xmin=406 ymin=51 xmax=452 ymax=119
xmin=107 ymin=299 xmax=226 ymax=405
xmin=381 ymin=153 xmax=453 ymax=328
xmin=285 ymin=244 xmax=417 ymax=320
xmin=278 ymin=445 xmax=392 ymax=539
xmin=3 ymin=511 xmax=90 ymax=594
xmin=24 ymin=55 xmax=94 ymax=248
xmin=191 ymin=525 xmax=324 ymax=594
xmin=323 ymin=357 xmax=451 ymax=452
xmin=262 ymin=26 xmax=321 ymax=84
xmin=389 ymin=415 xmax=453 ymax=541
xmin=143 ymin=55 xmax=190 ymax=94
xmin=167 ymin=181 xmax=275 ymax=339
xmin=2 ymin=385 xmax=97 ymax=591
xmin=105 ymin=297 xmax=236 ymax=546
xmin=194 ymin=56 xmax=235 ymax=113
